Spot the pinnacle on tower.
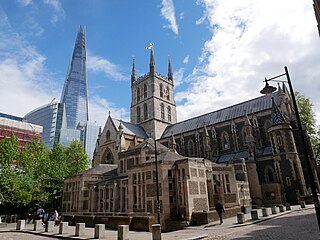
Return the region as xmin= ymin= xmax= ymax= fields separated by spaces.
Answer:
xmin=131 ymin=58 xmax=136 ymax=84
xmin=270 ymin=98 xmax=287 ymax=126
xmin=168 ymin=55 xmax=173 ymax=82
xmin=149 ymin=46 xmax=155 ymax=75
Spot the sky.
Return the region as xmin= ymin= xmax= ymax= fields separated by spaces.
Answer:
xmin=0 ymin=0 xmax=320 ymax=128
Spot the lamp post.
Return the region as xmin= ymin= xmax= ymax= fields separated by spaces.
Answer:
xmin=150 ymin=134 xmax=161 ymax=225
xmin=260 ymin=66 xmax=320 ymax=231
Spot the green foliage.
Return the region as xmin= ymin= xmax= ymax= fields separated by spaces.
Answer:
xmin=0 ymin=137 xmax=90 ymax=213
xmin=295 ymin=92 xmax=320 ymax=165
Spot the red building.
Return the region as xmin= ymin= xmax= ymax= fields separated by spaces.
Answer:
xmin=0 ymin=116 xmax=43 ymax=151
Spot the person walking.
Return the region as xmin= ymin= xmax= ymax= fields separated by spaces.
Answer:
xmin=215 ymin=200 xmax=225 ymax=224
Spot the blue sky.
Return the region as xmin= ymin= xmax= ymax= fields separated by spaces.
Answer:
xmin=1 ymin=0 xmax=320 ymax=128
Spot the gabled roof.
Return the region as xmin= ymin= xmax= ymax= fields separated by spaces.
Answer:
xmin=112 ymin=118 xmax=148 ymax=138
xmin=162 ymin=92 xmax=279 ymax=138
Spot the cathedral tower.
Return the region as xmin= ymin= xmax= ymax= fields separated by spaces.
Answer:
xmin=130 ymin=48 xmax=177 ymax=139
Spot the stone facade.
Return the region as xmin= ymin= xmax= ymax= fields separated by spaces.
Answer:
xmin=61 ymin=49 xmax=318 ymax=230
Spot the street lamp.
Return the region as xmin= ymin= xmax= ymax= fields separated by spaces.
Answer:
xmin=260 ymin=66 xmax=320 ymax=231
xmin=149 ymin=134 xmax=161 ymax=225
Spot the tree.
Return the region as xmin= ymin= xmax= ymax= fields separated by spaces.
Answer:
xmin=64 ymin=140 xmax=89 ymax=176
xmin=0 ymin=134 xmax=20 ymax=168
xmin=295 ymin=92 xmax=320 ymax=164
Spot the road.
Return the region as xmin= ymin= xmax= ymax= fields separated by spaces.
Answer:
xmin=205 ymin=208 xmax=319 ymax=240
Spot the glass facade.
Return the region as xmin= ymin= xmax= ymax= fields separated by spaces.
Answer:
xmin=24 ymin=102 xmax=64 ymax=148
xmin=24 ymin=26 xmax=100 ymax=160
xmin=60 ymin=26 xmax=88 ymax=129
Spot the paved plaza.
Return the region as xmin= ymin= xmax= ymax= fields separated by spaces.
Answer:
xmin=0 ymin=205 xmax=319 ymax=240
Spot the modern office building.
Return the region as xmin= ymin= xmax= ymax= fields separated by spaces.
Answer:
xmin=0 ymin=113 xmax=43 ymax=151
xmin=24 ymin=102 xmax=64 ymax=149
xmin=314 ymin=0 xmax=320 ymax=36
xmin=24 ymin=26 xmax=100 ymax=159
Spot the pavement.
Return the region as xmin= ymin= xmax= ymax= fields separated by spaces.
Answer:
xmin=0 ymin=204 xmax=316 ymax=240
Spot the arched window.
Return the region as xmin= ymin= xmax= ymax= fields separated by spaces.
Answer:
xmin=137 ymin=106 xmax=141 ymax=122
xmin=160 ymin=84 xmax=163 ymax=97
xmin=187 ymin=139 xmax=195 ymax=156
xmin=144 ymin=84 xmax=147 ymax=98
xmin=167 ymin=106 xmax=171 ymax=121
xmin=106 ymin=130 xmax=111 ymax=141
xmin=265 ymin=166 xmax=275 ymax=182
xmin=143 ymin=103 xmax=148 ymax=120
xmin=103 ymin=148 xmax=114 ymax=164
xmin=160 ymin=103 xmax=165 ymax=119
xmin=167 ymin=88 xmax=170 ymax=100
xmin=136 ymin=87 xmax=140 ymax=102
xmin=221 ymin=131 xmax=230 ymax=149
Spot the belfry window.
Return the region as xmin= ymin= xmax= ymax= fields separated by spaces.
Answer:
xmin=143 ymin=103 xmax=148 ymax=120
xmin=160 ymin=103 xmax=165 ymax=119
xmin=137 ymin=88 xmax=140 ymax=102
xmin=160 ymin=84 xmax=163 ymax=97
xmin=144 ymin=84 xmax=147 ymax=98
xmin=167 ymin=106 xmax=171 ymax=121
xmin=137 ymin=106 xmax=141 ymax=122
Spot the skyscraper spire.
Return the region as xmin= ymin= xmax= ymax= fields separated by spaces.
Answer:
xmin=60 ymin=25 xmax=88 ymax=129
xmin=131 ymin=58 xmax=136 ymax=84
xmin=167 ymin=55 xmax=173 ymax=82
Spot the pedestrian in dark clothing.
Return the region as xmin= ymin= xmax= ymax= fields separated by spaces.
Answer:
xmin=215 ymin=201 xmax=225 ymax=224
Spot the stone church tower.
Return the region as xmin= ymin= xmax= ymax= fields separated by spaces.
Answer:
xmin=130 ymin=48 xmax=177 ymax=139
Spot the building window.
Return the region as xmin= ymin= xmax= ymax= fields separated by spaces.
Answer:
xmin=106 ymin=130 xmax=110 ymax=141
xmin=160 ymin=103 xmax=165 ymax=119
xmin=221 ymin=131 xmax=230 ymax=149
xmin=160 ymin=84 xmax=163 ymax=97
xmin=265 ymin=166 xmax=275 ymax=183
xmin=137 ymin=88 xmax=140 ymax=102
xmin=144 ymin=103 xmax=148 ymax=120
xmin=136 ymin=106 xmax=141 ymax=122
xmin=144 ymin=84 xmax=147 ymax=98
xmin=103 ymin=148 xmax=114 ymax=164
xmin=167 ymin=106 xmax=171 ymax=121
xmin=167 ymin=88 xmax=170 ymax=100
xmin=187 ymin=139 xmax=195 ymax=156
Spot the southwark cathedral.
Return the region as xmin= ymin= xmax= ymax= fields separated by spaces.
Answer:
xmin=61 ymin=49 xmax=319 ymax=231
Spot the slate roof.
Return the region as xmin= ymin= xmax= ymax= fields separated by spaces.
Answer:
xmin=112 ymin=118 xmax=148 ymax=138
xmin=162 ymin=92 xmax=279 ymax=138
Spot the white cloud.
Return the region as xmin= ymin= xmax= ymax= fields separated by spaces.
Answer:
xmin=180 ymin=12 xmax=184 ymax=20
xmin=177 ymin=0 xmax=320 ymax=124
xmin=173 ymin=68 xmax=184 ymax=87
xmin=17 ymin=0 xmax=33 ymax=7
xmin=183 ymin=55 xmax=189 ymax=64
xmin=160 ymin=0 xmax=179 ymax=35
xmin=87 ymin=52 xmax=127 ymax=81
xmin=43 ymin=0 xmax=65 ymax=24
xmin=89 ymin=96 xmax=129 ymax=127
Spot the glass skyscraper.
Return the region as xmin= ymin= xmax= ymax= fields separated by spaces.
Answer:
xmin=24 ymin=26 xmax=100 ymax=160
xmin=60 ymin=26 xmax=88 ymax=129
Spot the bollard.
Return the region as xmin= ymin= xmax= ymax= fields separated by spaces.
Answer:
xmin=271 ymin=206 xmax=278 ymax=214
xmin=118 ymin=225 xmax=129 ymax=240
xmin=94 ymin=224 xmax=105 ymax=239
xmin=261 ymin=207 xmax=269 ymax=217
xmin=237 ymin=212 xmax=245 ymax=224
xmin=45 ymin=221 xmax=54 ymax=232
xmin=75 ymin=223 xmax=85 ymax=236
xmin=33 ymin=220 xmax=44 ymax=231
xmin=152 ymin=224 xmax=161 ymax=240
xmin=286 ymin=203 xmax=291 ymax=210
xmin=300 ymin=201 xmax=306 ymax=208
xmin=279 ymin=205 xmax=285 ymax=212
xmin=59 ymin=222 xmax=69 ymax=234
xmin=251 ymin=210 xmax=259 ymax=220
xmin=16 ymin=220 xmax=25 ymax=230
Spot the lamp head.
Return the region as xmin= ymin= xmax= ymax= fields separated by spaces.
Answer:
xmin=260 ymin=79 xmax=277 ymax=95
